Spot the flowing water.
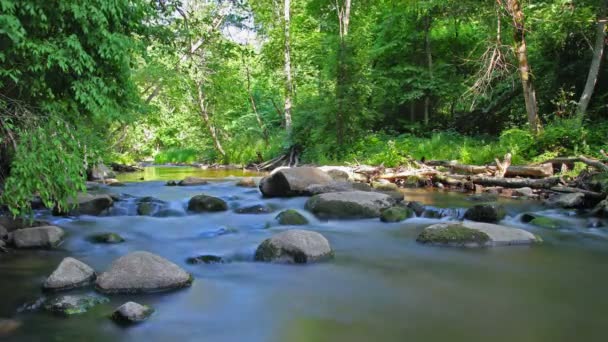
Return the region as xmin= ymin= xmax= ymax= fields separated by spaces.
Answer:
xmin=2 ymin=167 xmax=608 ymax=342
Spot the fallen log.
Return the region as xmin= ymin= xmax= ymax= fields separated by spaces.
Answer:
xmin=549 ymin=186 xmax=605 ymax=199
xmin=379 ymin=169 xmax=439 ymax=180
xmin=469 ymin=176 xmax=561 ymax=189
xmin=541 ymin=155 xmax=608 ymax=173
xmin=427 ymin=160 xmax=553 ymax=178
xmin=504 ymin=164 xmax=553 ymax=178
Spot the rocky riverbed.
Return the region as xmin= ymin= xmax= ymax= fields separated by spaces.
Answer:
xmin=1 ymin=166 xmax=608 ymax=342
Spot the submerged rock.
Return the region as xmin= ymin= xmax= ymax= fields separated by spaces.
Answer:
xmin=186 ymin=255 xmax=224 ymax=264
xmin=380 ymin=207 xmax=413 ymax=222
xmin=521 ymin=213 xmax=567 ymax=229
xmin=464 ymin=203 xmax=506 ymax=223
xmin=89 ymin=233 xmax=124 ymax=244
xmin=188 ymin=195 xmax=228 ymax=212
xmin=305 ymin=191 xmax=394 ymax=219
xmin=276 ymin=210 xmax=309 ymax=225
xmin=254 ymin=230 xmax=333 ymax=264
xmin=544 ymin=192 xmax=585 ymax=209
xmin=178 ymin=177 xmax=209 ymax=186
xmin=165 ymin=180 xmax=178 ymax=186
xmin=406 ymin=201 xmax=425 ymax=217
xmin=12 ymin=226 xmax=65 ymax=248
xmin=259 ymin=167 xmax=333 ymax=197
xmin=112 ymin=302 xmax=154 ymax=324
xmin=235 ymin=204 xmax=275 ymax=214
xmin=96 ymin=251 xmax=192 ymax=294
xmin=417 ymin=221 xmax=540 ymax=247
xmin=0 ymin=319 xmax=21 ymax=337
xmin=44 ymin=295 xmax=109 ymax=315
xmin=43 ymin=257 xmax=96 ymax=291
xmin=236 ymin=177 xmax=257 ymax=187
xmin=154 ymin=208 xmax=186 ymax=217
xmin=136 ymin=197 xmax=166 ymax=216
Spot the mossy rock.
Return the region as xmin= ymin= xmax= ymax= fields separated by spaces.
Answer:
xmin=89 ymin=233 xmax=124 ymax=244
xmin=530 ymin=216 xmax=565 ymax=229
xmin=44 ymin=295 xmax=109 ymax=315
xmin=417 ymin=224 xmax=490 ymax=246
xmin=276 ymin=209 xmax=309 ymax=225
xmin=380 ymin=207 xmax=413 ymax=223
xmin=372 ymin=182 xmax=399 ymax=192
xmin=186 ymin=255 xmax=225 ymax=264
xmin=235 ymin=204 xmax=275 ymax=214
xmin=188 ymin=195 xmax=228 ymax=212
xmin=464 ymin=203 xmax=506 ymax=223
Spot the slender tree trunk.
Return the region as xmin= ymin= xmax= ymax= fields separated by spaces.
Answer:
xmin=423 ymin=14 xmax=433 ymax=126
xmin=410 ymin=102 xmax=415 ymax=122
xmin=578 ymin=1 xmax=608 ymax=115
xmin=242 ymin=54 xmax=269 ymax=144
xmin=195 ymin=80 xmax=226 ymax=157
xmin=506 ymin=0 xmax=542 ymax=134
xmin=283 ymin=0 xmax=293 ymax=132
xmin=336 ymin=0 xmax=352 ymax=147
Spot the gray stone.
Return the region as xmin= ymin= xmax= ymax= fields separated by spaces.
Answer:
xmin=305 ymin=181 xmax=371 ymax=195
xmin=178 ymin=177 xmax=209 ymax=186
xmin=0 ymin=224 xmax=7 ymax=239
xmin=591 ymin=199 xmax=608 ymax=217
xmin=259 ymin=167 xmax=333 ymax=197
xmin=43 ymin=257 xmax=96 ymax=291
xmin=89 ymin=233 xmax=124 ymax=244
xmin=276 ymin=210 xmax=309 ymax=225
xmin=188 ymin=195 xmax=228 ymax=212
xmin=464 ymin=203 xmax=506 ymax=223
xmin=305 ymin=191 xmax=394 ymax=219
xmin=513 ymin=187 xmax=535 ymax=197
xmin=44 ymin=295 xmax=109 ymax=315
xmin=0 ymin=216 xmax=48 ymax=231
xmin=417 ymin=221 xmax=541 ymax=247
xmin=63 ymin=194 xmax=113 ymax=216
xmin=112 ymin=302 xmax=154 ymax=323
xmin=380 ymin=207 xmax=413 ymax=222
xmin=544 ymin=192 xmax=585 ymax=209
xmin=236 ymin=177 xmax=257 ymax=187
xmin=235 ymin=204 xmax=275 ymax=214
xmin=254 ymin=230 xmax=333 ymax=263
xmin=12 ymin=226 xmax=65 ymax=248
xmin=372 ymin=181 xmax=399 ymax=192
xmin=96 ymin=251 xmax=192 ymax=293
xmin=186 ymin=255 xmax=224 ymax=264
xmin=90 ymin=163 xmax=116 ymax=180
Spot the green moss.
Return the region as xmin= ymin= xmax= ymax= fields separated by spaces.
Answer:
xmin=45 ymin=296 xmax=109 ymax=316
xmin=464 ymin=203 xmax=506 ymax=223
xmin=380 ymin=207 xmax=413 ymax=222
xmin=276 ymin=210 xmax=309 ymax=225
xmin=254 ymin=240 xmax=280 ymax=262
xmin=89 ymin=232 xmax=124 ymax=244
xmin=417 ymin=225 xmax=491 ymax=246
xmin=530 ymin=216 xmax=564 ymax=229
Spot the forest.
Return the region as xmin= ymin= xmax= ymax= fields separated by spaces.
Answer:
xmin=2 ymin=0 xmax=608 ymax=212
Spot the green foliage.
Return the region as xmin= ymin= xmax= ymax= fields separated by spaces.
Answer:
xmin=154 ymin=148 xmax=200 ymax=164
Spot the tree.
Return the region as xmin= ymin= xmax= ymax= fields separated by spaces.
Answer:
xmin=284 ymin=0 xmax=294 ymax=132
xmin=335 ymin=0 xmax=352 ymax=146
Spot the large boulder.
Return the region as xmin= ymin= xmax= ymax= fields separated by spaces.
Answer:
xmin=464 ymin=203 xmax=506 ymax=223
xmin=43 ymin=257 xmax=96 ymax=291
xmin=544 ymin=192 xmax=585 ymax=209
xmin=44 ymin=295 xmax=109 ymax=315
xmin=259 ymin=167 xmax=333 ymax=197
xmin=12 ymin=226 xmax=65 ymax=248
xmin=254 ymin=230 xmax=333 ymax=264
xmin=96 ymin=251 xmax=193 ymax=293
xmin=276 ymin=210 xmax=309 ymax=225
xmin=187 ymin=195 xmax=228 ymax=212
xmin=417 ymin=221 xmax=541 ymax=247
xmin=178 ymin=177 xmax=208 ymax=186
xmin=305 ymin=191 xmax=394 ymax=219
xmin=60 ymin=194 xmax=113 ymax=216
xmin=112 ymin=302 xmax=154 ymax=324
xmin=380 ymin=207 xmax=413 ymax=222
xmin=317 ymin=166 xmax=367 ymax=182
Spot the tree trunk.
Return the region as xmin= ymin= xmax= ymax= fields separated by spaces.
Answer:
xmin=577 ymin=1 xmax=608 ymax=115
xmin=195 ymin=81 xmax=226 ymax=157
xmin=243 ymin=54 xmax=269 ymax=144
xmin=423 ymin=14 xmax=433 ymax=126
xmin=506 ymin=0 xmax=542 ymax=134
xmin=283 ymin=0 xmax=293 ymax=132
xmin=336 ymin=0 xmax=352 ymax=147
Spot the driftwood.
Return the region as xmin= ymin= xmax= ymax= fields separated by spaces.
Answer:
xmin=549 ymin=186 xmax=605 ymax=199
xmin=379 ymin=169 xmax=439 ymax=180
xmin=468 ymin=176 xmax=561 ymax=189
xmin=494 ymin=153 xmax=512 ymax=178
xmin=430 ymin=161 xmax=553 ymax=178
xmin=542 ymin=155 xmax=608 ymax=173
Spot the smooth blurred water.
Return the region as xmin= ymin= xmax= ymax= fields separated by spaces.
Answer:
xmin=2 ymin=167 xmax=608 ymax=342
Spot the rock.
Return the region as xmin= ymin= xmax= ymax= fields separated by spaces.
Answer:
xmin=0 ymin=319 xmax=21 ymax=337
xmin=305 ymin=191 xmax=394 ymax=219
xmin=236 ymin=177 xmax=257 ymax=187
xmin=254 ymin=230 xmax=333 ymax=263
xmin=12 ymin=226 xmax=65 ymax=248
xmin=187 ymin=195 xmax=228 ymax=212
xmin=259 ymin=167 xmax=333 ymax=197
xmin=112 ymin=302 xmax=154 ymax=324
xmin=587 ymin=218 xmax=603 ymax=228
xmin=417 ymin=221 xmax=541 ymax=247
xmin=406 ymin=201 xmax=425 ymax=217
xmin=0 ymin=224 xmax=7 ymax=239
xmin=591 ymin=199 xmax=608 ymax=217
xmin=89 ymin=233 xmax=124 ymax=244
xmin=90 ymin=163 xmax=116 ymax=181
xmin=155 ymin=209 xmax=186 ymax=217
xmin=544 ymin=192 xmax=585 ymax=209
xmin=60 ymin=194 xmax=113 ymax=216
xmin=0 ymin=216 xmax=48 ymax=231
xmin=276 ymin=210 xmax=309 ymax=225
xmin=96 ymin=251 xmax=193 ymax=293
xmin=136 ymin=197 xmax=166 ymax=216
xmin=110 ymin=163 xmax=142 ymax=173
xmin=325 ymin=169 xmax=350 ymax=182
xmin=178 ymin=177 xmax=208 ymax=186
xmin=44 ymin=295 xmax=109 ymax=315
xmin=0 ymin=240 xmax=6 ymax=252
xmin=372 ymin=181 xmax=398 ymax=192
xmin=43 ymin=257 xmax=96 ymax=291
xmin=305 ymin=181 xmax=371 ymax=195
xmin=380 ymin=207 xmax=413 ymax=222
xmin=376 ymin=190 xmax=404 ymax=203
xmin=513 ymin=187 xmax=535 ymax=197
xmin=464 ymin=203 xmax=506 ymax=223
xmin=165 ymin=180 xmax=178 ymax=186
xmin=186 ymin=255 xmax=224 ymax=264
xmin=521 ymin=214 xmax=566 ymax=229
xmin=235 ymin=204 xmax=275 ymax=214
xmin=422 ymin=208 xmax=461 ymax=219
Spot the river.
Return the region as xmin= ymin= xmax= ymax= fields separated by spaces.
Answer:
xmin=1 ymin=166 xmax=608 ymax=341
